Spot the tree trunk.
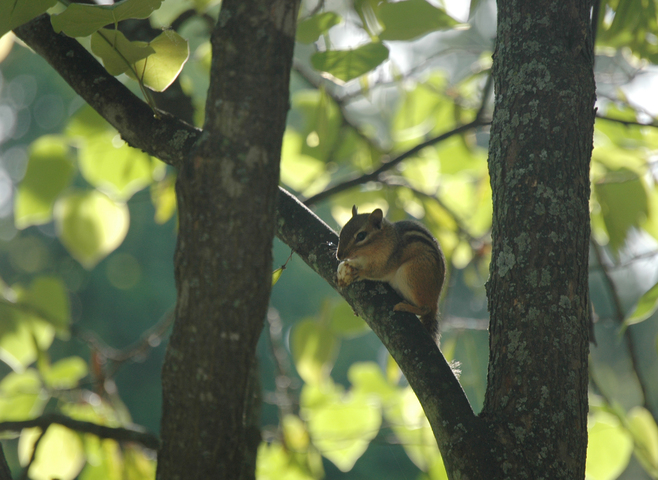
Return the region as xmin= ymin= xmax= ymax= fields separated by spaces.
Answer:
xmin=481 ymin=0 xmax=595 ymax=477
xmin=156 ymin=1 xmax=300 ymax=478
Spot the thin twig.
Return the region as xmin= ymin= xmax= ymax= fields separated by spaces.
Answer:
xmin=0 ymin=413 xmax=159 ymax=450
xmin=304 ymin=73 xmax=493 ymax=206
xmin=590 ymin=238 xmax=652 ymax=413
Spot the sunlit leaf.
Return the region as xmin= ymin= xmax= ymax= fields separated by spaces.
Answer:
xmin=256 ymin=442 xmax=316 ymax=480
xmin=280 ymin=130 xmax=330 ymax=194
xmin=282 ymin=414 xmax=310 ymax=451
xmin=150 ymin=174 xmax=177 ymax=224
xmin=0 ymin=0 xmax=57 ymax=39
xmin=18 ymin=276 xmax=70 ymax=334
xmin=0 ymin=369 xmax=46 ymax=421
xmin=594 ymin=169 xmax=648 ymax=252
xmin=78 ymin=132 xmax=163 ymax=201
xmin=126 ymin=30 xmax=189 ymax=92
xmin=291 ymin=319 xmax=339 ymax=384
xmin=585 ymin=411 xmax=633 ymax=480
xmin=15 ymin=135 xmax=75 ymax=229
xmin=42 ymin=356 xmax=88 ymax=389
xmin=628 ymin=406 xmax=658 ymax=476
xmin=90 ymin=29 xmax=154 ymax=76
xmin=0 ymin=298 xmax=56 ymax=372
xmin=311 ymin=42 xmax=389 ymax=82
xmin=78 ymin=438 xmax=122 ymax=480
xmin=624 ymin=281 xmax=658 ymax=327
xmin=378 ymin=0 xmax=459 ymax=41
xmin=54 ymin=190 xmax=130 ymax=269
xmin=329 ymin=302 xmax=369 ymax=338
xmin=296 ymin=12 xmax=342 ymax=43
xmin=272 ymin=267 xmax=284 ymax=286
xmin=385 ymin=386 xmax=439 ymax=470
xmin=301 ymin=381 xmax=381 ymax=472
xmin=348 ymin=362 xmax=396 ymax=401
xmin=19 ymin=425 xmax=85 ymax=480
xmin=51 ymin=0 xmax=165 ymax=37
xmin=123 ymin=445 xmax=157 ymax=480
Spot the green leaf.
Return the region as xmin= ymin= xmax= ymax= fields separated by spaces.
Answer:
xmin=78 ymin=132 xmax=163 ymax=201
xmin=51 ymin=0 xmax=165 ymax=37
xmin=301 ymin=381 xmax=381 ymax=471
xmin=19 ymin=425 xmax=86 ymax=480
xmin=348 ymin=362 xmax=396 ymax=401
xmin=78 ymin=438 xmax=122 ymax=480
xmin=280 ymin=131 xmax=330 ymax=195
xmin=150 ymin=174 xmax=177 ymax=224
xmin=18 ymin=276 xmax=70 ymax=334
xmin=126 ymin=30 xmax=189 ymax=92
xmin=296 ymin=12 xmax=342 ymax=44
xmin=385 ymin=386 xmax=439 ymax=470
xmin=595 ymin=169 xmax=648 ymax=252
xmin=378 ymin=0 xmax=459 ymax=41
xmin=0 ymin=0 xmax=57 ymax=39
xmin=329 ymin=302 xmax=369 ymax=338
xmin=271 ymin=267 xmax=284 ymax=286
xmin=54 ymin=190 xmax=130 ymax=269
xmin=42 ymin=356 xmax=88 ymax=389
xmin=123 ymin=445 xmax=157 ymax=480
xmin=291 ymin=319 xmax=339 ymax=384
xmin=256 ymin=442 xmax=316 ymax=480
xmin=90 ymin=29 xmax=154 ymax=76
xmin=15 ymin=135 xmax=75 ymax=229
xmin=0 ymin=298 xmax=56 ymax=372
xmin=311 ymin=42 xmax=389 ymax=82
xmin=0 ymin=369 xmax=46 ymax=421
xmin=628 ymin=406 xmax=658 ymax=476
xmin=625 ymin=281 xmax=658 ymax=327
xmin=585 ymin=411 xmax=633 ymax=480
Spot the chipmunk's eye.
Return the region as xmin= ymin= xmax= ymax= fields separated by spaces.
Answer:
xmin=356 ymin=232 xmax=367 ymax=242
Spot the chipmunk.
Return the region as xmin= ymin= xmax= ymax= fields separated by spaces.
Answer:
xmin=336 ymin=206 xmax=446 ymax=340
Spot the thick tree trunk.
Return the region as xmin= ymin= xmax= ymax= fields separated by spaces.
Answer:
xmin=481 ymin=0 xmax=595 ymax=478
xmin=156 ymin=1 xmax=299 ymax=478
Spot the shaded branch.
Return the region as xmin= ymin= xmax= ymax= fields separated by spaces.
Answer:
xmin=590 ymin=238 xmax=653 ymax=414
xmin=275 ymin=188 xmax=496 ymax=468
xmin=596 ymin=114 xmax=658 ymax=128
xmin=14 ymin=14 xmax=200 ymax=169
xmin=0 ymin=413 xmax=160 ymax=450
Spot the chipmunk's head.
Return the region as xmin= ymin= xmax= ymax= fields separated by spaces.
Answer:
xmin=336 ymin=206 xmax=385 ymax=261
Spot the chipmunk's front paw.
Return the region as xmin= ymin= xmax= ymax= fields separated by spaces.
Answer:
xmin=337 ymin=261 xmax=359 ymax=288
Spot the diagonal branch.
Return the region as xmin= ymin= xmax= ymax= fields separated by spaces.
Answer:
xmin=275 ymin=187 xmax=495 ymax=468
xmin=0 ymin=413 xmax=160 ymax=450
xmin=13 ymin=14 xmax=200 ymax=169
xmin=304 ymin=74 xmax=493 ymax=206
xmin=304 ymin=118 xmax=489 ymax=205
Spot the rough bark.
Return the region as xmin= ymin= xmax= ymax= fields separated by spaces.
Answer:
xmin=155 ymin=0 xmax=300 ymax=478
xmin=481 ymin=0 xmax=595 ymax=478
xmin=13 ymin=0 xmax=595 ymax=477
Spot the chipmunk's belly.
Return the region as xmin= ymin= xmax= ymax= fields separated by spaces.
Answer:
xmin=388 ymin=268 xmax=416 ymax=305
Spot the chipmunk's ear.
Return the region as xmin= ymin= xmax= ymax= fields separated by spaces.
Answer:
xmin=352 ymin=205 xmax=358 ymax=217
xmin=369 ymin=209 xmax=383 ymax=228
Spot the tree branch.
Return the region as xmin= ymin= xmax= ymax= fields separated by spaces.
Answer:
xmin=0 ymin=413 xmax=160 ymax=450
xmin=303 ymin=74 xmax=493 ymax=206
xmin=275 ymin=188 xmax=497 ymax=471
xmin=13 ymin=14 xmax=200 ymax=169
xmin=304 ymin=119 xmax=489 ymax=205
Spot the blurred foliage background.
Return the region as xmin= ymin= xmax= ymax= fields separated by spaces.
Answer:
xmin=1 ymin=0 xmax=658 ymax=478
